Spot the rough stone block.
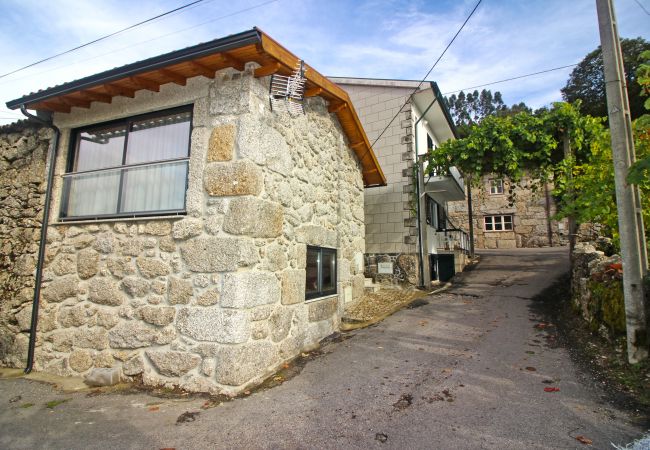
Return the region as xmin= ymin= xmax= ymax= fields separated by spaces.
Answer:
xmin=203 ymin=160 xmax=263 ymax=196
xmin=41 ymin=275 xmax=78 ymax=303
xmin=84 ymin=368 xmax=121 ymax=387
xmin=68 ymin=349 xmax=93 ymax=373
xmin=77 ymin=248 xmax=99 ymax=280
xmin=207 ymin=124 xmax=236 ymax=162
xmin=120 ymin=277 xmax=150 ymax=298
xmin=281 ymin=269 xmax=306 ymax=305
xmin=139 ymin=306 xmax=176 ymax=326
xmin=196 ymin=288 xmax=219 ymax=306
xmin=58 ymin=305 xmax=90 ymax=328
xmin=308 ymin=296 xmax=338 ymax=322
xmin=213 ymin=340 xmax=276 ymax=386
xmin=88 ymin=277 xmax=124 ymax=306
xmin=223 ymin=197 xmax=283 ymax=238
xmin=108 ymin=322 xmax=176 ymax=349
xmin=172 ymin=218 xmax=203 ymax=240
xmin=269 ymin=307 xmax=293 ymax=342
xmin=122 ymin=354 xmax=144 ymax=376
xmin=180 ymin=237 xmax=258 ymax=272
xmin=146 ymin=350 xmax=200 ymax=377
xmin=142 ymin=222 xmax=172 ymax=236
xmin=176 ymin=307 xmax=249 ymax=343
xmin=74 ymin=327 xmax=109 ymax=350
xmin=221 ymin=272 xmax=281 ymax=309
xmin=136 ymin=258 xmax=171 ymax=279
xmin=263 ymin=243 xmax=288 ymax=272
xmin=168 ymin=277 xmax=193 ymax=305
xmin=295 ymin=225 xmax=337 ymax=248
xmin=96 ymin=309 xmax=119 ymax=329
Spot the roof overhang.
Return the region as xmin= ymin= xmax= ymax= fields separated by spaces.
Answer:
xmin=411 ymin=82 xmax=457 ymax=143
xmin=6 ymin=28 xmax=386 ymax=187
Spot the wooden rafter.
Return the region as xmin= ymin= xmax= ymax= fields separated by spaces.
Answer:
xmin=59 ymin=96 xmax=91 ymax=109
xmin=104 ymin=84 xmax=136 ymax=98
xmin=220 ymin=53 xmax=245 ymax=71
xmin=80 ymin=90 xmax=112 ymax=104
xmin=42 ymin=101 xmax=70 ymax=113
xmin=254 ymin=62 xmax=281 ymax=78
xmin=328 ymin=102 xmax=347 ymax=113
xmin=129 ymin=76 xmax=160 ymax=92
xmin=190 ymin=61 xmax=216 ymax=78
xmin=304 ymin=87 xmax=323 ymax=97
xmin=159 ymin=69 xmax=187 ymax=86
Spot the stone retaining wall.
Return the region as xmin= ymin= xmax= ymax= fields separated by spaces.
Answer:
xmin=1 ymin=66 xmax=366 ymax=394
xmin=0 ymin=121 xmax=52 ymax=367
xmin=571 ymin=242 xmax=625 ymax=338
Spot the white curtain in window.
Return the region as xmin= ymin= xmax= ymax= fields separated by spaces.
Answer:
xmin=66 ymin=171 xmax=120 ymax=217
xmin=120 ymin=162 xmax=187 ymax=213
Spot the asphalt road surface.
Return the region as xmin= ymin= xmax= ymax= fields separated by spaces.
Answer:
xmin=0 ymin=247 xmax=644 ymax=449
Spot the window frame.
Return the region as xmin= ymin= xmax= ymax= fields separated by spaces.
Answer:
xmin=489 ymin=178 xmax=504 ymax=195
xmin=60 ymin=105 xmax=193 ymax=221
xmin=305 ymin=246 xmax=338 ymax=301
xmin=484 ymin=214 xmax=513 ymax=232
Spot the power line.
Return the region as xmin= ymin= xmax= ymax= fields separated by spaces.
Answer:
xmin=0 ymin=0 xmax=206 ymax=80
xmin=369 ymin=0 xmax=483 ymax=149
xmin=0 ymin=0 xmax=279 ymax=88
xmin=442 ymin=63 xmax=578 ymax=96
xmin=633 ymin=0 xmax=650 ymax=15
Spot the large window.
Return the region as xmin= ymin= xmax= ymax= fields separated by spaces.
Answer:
xmin=484 ymin=215 xmax=513 ymax=231
xmin=306 ymin=246 xmax=337 ymax=300
xmin=61 ymin=106 xmax=192 ymax=220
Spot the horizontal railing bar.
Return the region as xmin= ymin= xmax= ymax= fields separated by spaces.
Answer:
xmin=62 ymin=157 xmax=189 ymax=177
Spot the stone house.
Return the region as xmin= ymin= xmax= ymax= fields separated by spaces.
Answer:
xmin=446 ymin=174 xmax=569 ymax=249
xmin=1 ymin=29 xmax=386 ymax=394
xmin=331 ymin=78 xmax=469 ymax=284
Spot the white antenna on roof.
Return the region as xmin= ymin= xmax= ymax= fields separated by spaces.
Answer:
xmin=269 ymin=60 xmax=306 ymax=115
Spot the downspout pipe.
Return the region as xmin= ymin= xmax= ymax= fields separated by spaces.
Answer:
xmin=19 ymin=105 xmax=60 ymax=374
xmin=414 ymin=97 xmax=438 ymax=289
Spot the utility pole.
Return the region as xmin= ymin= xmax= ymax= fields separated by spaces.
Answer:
xmin=596 ymin=0 xmax=649 ymax=363
xmin=467 ymin=176 xmax=475 ymax=257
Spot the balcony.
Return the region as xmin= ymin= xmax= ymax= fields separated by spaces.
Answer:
xmin=424 ymin=165 xmax=465 ymax=202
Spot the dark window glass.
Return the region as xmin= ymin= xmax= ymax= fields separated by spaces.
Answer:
xmin=62 ymin=106 xmax=192 ymax=220
xmin=305 ymin=246 xmax=337 ymax=300
xmin=306 ymin=248 xmax=320 ymax=295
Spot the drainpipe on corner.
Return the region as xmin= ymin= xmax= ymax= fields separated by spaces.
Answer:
xmin=413 ymin=97 xmax=438 ymax=289
xmin=19 ymin=105 xmax=61 ymax=374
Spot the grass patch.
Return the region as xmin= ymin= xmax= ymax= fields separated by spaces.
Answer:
xmin=19 ymin=403 xmax=34 ymax=409
xmin=45 ymin=399 xmax=71 ymax=409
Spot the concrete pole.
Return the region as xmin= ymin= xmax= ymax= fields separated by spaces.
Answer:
xmin=467 ymin=176 xmax=475 ymax=257
xmin=563 ymin=133 xmax=577 ymax=257
xmin=596 ymin=0 xmax=649 ymax=363
xmin=417 ymin=155 xmax=432 ymax=287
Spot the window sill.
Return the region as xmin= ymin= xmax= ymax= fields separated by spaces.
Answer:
xmin=305 ymin=293 xmax=339 ymax=304
xmin=51 ymin=213 xmax=186 ymax=226
xmin=483 ymin=230 xmax=514 ymax=233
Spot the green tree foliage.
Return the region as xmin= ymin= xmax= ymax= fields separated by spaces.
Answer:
xmin=627 ymin=50 xmax=650 ymax=185
xmin=561 ymin=37 xmax=650 ymax=120
xmin=444 ymin=89 xmax=531 ymax=138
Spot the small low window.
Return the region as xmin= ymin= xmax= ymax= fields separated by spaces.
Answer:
xmin=306 ymin=246 xmax=337 ymax=300
xmin=489 ymin=179 xmax=504 ymax=195
xmin=61 ymin=106 xmax=192 ymax=220
xmin=484 ymin=215 xmax=513 ymax=231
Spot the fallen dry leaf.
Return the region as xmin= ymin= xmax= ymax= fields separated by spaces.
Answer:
xmin=148 ymin=406 xmax=160 ymax=412
xmin=544 ymin=387 xmax=560 ymax=392
xmin=575 ymin=435 xmax=593 ymax=445
xmin=525 ymin=367 xmax=537 ymax=371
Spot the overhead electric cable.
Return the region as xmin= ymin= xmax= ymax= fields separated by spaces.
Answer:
xmin=0 ymin=0 xmax=206 ymax=80
xmin=369 ymin=0 xmax=483 ymax=148
xmin=442 ymin=63 xmax=579 ymax=95
xmin=0 ymin=0 xmax=279 ymax=88
xmin=633 ymin=0 xmax=650 ymax=15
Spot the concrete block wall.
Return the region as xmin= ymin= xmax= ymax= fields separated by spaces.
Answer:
xmin=338 ymin=82 xmax=416 ymax=255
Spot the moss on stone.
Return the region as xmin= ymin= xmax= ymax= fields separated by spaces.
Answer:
xmin=587 ymin=279 xmax=625 ymax=336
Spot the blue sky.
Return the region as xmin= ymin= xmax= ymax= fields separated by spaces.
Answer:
xmin=0 ymin=0 xmax=648 ymax=125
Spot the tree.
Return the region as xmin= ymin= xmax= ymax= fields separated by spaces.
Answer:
xmin=561 ymin=37 xmax=650 ymax=120
xmin=627 ymin=50 xmax=650 ymax=185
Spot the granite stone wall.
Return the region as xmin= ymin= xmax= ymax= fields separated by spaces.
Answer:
xmin=0 ymin=66 xmax=366 ymax=394
xmin=0 ymin=122 xmax=52 ymax=367
xmin=447 ymin=174 xmax=568 ymax=249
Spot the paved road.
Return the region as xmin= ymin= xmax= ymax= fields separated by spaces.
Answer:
xmin=0 ymin=247 xmax=644 ymax=449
